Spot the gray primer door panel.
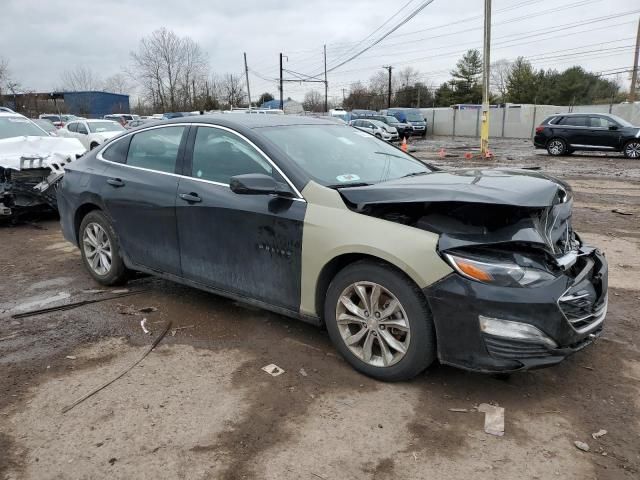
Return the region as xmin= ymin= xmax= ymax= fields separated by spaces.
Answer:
xmin=176 ymin=178 xmax=305 ymax=311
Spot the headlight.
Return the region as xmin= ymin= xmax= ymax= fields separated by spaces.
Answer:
xmin=444 ymin=252 xmax=556 ymax=287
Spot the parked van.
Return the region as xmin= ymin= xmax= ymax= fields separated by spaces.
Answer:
xmin=384 ymin=108 xmax=427 ymax=137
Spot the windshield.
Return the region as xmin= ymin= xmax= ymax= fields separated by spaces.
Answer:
xmin=404 ymin=111 xmax=425 ymax=122
xmin=260 ymin=125 xmax=430 ymax=186
xmin=608 ymin=114 xmax=634 ymax=128
xmin=385 ymin=116 xmax=400 ymax=124
xmin=88 ymin=121 xmax=125 ymax=133
xmin=0 ymin=116 xmax=49 ymax=139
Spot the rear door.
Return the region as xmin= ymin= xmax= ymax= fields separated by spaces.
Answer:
xmin=555 ymin=115 xmax=589 ymax=146
xmin=75 ymin=121 xmax=90 ymax=149
xmin=100 ymin=125 xmax=188 ymax=275
xmin=175 ymin=125 xmax=306 ymax=311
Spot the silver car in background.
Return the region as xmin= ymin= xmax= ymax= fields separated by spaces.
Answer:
xmin=349 ymin=118 xmax=399 ymax=142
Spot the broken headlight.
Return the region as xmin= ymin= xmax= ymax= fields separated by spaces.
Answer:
xmin=444 ymin=251 xmax=556 ymax=288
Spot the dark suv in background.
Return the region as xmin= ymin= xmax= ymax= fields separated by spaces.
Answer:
xmin=534 ymin=113 xmax=640 ymax=158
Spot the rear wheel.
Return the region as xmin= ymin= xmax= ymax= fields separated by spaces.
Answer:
xmin=623 ymin=140 xmax=640 ymax=159
xmin=547 ymin=138 xmax=567 ymax=156
xmin=79 ymin=210 xmax=129 ymax=285
xmin=324 ymin=261 xmax=436 ymax=381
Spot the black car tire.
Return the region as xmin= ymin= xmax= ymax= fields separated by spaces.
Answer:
xmin=90 ymin=142 xmax=99 ymax=150
xmin=546 ymin=138 xmax=567 ymax=156
xmin=623 ymin=140 xmax=640 ymax=159
xmin=79 ymin=210 xmax=130 ymax=286
xmin=375 ymin=133 xmax=382 ymax=139
xmin=324 ymin=260 xmax=436 ymax=382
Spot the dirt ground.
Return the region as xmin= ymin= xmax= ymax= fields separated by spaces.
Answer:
xmin=1 ymin=136 xmax=639 ymax=480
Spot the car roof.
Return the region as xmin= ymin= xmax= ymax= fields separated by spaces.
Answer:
xmin=549 ymin=112 xmax=611 ymax=116
xmin=0 ymin=112 xmax=26 ymax=118
xmin=161 ymin=114 xmax=340 ymax=129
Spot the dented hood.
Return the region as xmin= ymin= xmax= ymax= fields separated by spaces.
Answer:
xmin=0 ymin=136 xmax=86 ymax=170
xmin=339 ymin=169 xmax=571 ymax=208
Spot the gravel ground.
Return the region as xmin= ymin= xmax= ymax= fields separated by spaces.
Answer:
xmin=1 ymin=137 xmax=639 ymax=480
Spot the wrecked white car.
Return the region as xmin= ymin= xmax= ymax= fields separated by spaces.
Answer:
xmin=0 ymin=112 xmax=86 ymax=219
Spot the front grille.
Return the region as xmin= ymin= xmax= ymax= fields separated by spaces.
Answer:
xmin=484 ymin=336 xmax=552 ymax=360
xmin=559 ymin=294 xmax=607 ymax=333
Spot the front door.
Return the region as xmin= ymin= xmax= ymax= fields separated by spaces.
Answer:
xmin=175 ymin=125 xmax=306 ymax=312
xmin=584 ymin=115 xmax=623 ymax=149
xmin=101 ymin=125 xmax=188 ymax=275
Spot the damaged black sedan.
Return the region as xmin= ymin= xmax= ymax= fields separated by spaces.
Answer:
xmin=57 ymin=115 xmax=608 ymax=381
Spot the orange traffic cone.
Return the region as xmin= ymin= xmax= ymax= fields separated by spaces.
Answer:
xmin=438 ymin=148 xmax=446 ymax=158
xmin=400 ymin=137 xmax=408 ymax=152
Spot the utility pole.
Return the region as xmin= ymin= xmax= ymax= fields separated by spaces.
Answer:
xmin=243 ymin=52 xmax=252 ymax=109
xmin=324 ymin=44 xmax=328 ymax=113
xmin=630 ymin=17 xmax=640 ymax=102
xmin=342 ymin=88 xmax=346 ymax=103
xmin=480 ymin=0 xmax=492 ymax=157
xmin=279 ymin=53 xmax=284 ymax=110
xmin=383 ymin=66 xmax=393 ymax=109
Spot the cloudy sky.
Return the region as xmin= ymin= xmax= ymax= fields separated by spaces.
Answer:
xmin=2 ymin=0 xmax=638 ymax=102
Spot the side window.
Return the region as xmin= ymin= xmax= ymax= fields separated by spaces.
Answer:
xmin=67 ymin=122 xmax=78 ymax=133
xmin=126 ymin=126 xmax=185 ymax=173
xmin=560 ymin=116 xmax=588 ymax=127
xmin=102 ymin=136 xmax=131 ymax=164
xmin=77 ymin=123 xmax=88 ymax=135
xmin=191 ymin=127 xmax=276 ymax=185
xmin=590 ymin=117 xmax=616 ymax=128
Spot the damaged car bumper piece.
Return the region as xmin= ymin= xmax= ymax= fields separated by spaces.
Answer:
xmin=424 ymin=246 xmax=608 ymax=373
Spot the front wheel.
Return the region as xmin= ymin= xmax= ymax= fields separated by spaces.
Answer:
xmin=324 ymin=261 xmax=436 ymax=381
xmin=79 ymin=210 xmax=129 ymax=285
xmin=623 ymin=140 xmax=640 ymax=159
xmin=547 ymin=138 xmax=567 ymax=156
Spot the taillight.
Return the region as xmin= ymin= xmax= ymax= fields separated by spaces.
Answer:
xmin=535 ymin=126 xmax=544 ymax=133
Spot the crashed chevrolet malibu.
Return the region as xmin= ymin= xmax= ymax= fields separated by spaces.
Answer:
xmin=0 ymin=112 xmax=86 ymax=219
xmin=57 ymin=116 xmax=608 ymax=381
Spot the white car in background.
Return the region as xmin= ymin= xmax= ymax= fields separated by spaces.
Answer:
xmin=58 ymin=119 xmax=125 ymax=150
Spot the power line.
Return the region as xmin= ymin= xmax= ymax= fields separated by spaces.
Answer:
xmin=322 ymin=0 xmax=435 ymax=75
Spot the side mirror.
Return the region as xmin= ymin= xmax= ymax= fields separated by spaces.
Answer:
xmin=608 ymin=125 xmax=618 ymax=130
xmin=229 ymin=173 xmax=294 ymax=197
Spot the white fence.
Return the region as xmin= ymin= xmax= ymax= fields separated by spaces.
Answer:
xmin=421 ymin=103 xmax=640 ymax=139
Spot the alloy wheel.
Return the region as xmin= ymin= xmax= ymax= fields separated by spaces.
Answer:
xmin=83 ymin=222 xmax=112 ymax=275
xmin=625 ymin=142 xmax=640 ymax=159
xmin=335 ymin=281 xmax=411 ymax=367
xmin=548 ymin=140 xmax=564 ymax=155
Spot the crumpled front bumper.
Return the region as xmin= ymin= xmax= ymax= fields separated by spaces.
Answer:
xmin=423 ymin=247 xmax=608 ymax=373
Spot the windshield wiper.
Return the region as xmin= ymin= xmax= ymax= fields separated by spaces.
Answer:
xmin=401 ymin=171 xmax=430 ymax=178
xmin=373 ymin=151 xmax=406 ymax=159
xmin=325 ymin=182 xmax=372 ymax=189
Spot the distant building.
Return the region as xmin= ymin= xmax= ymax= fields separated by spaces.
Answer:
xmin=260 ymin=99 xmax=303 ymax=114
xmin=2 ymin=91 xmax=130 ymax=118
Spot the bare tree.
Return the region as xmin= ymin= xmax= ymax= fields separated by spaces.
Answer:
xmin=220 ymin=73 xmax=245 ymax=108
xmin=396 ymin=67 xmax=420 ymax=88
xmin=103 ymin=73 xmax=132 ymax=94
xmin=303 ymin=90 xmax=324 ymax=112
xmin=490 ymin=59 xmax=512 ymax=102
xmin=60 ymin=65 xmax=102 ymax=91
xmin=129 ymin=28 xmax=208 ymax=112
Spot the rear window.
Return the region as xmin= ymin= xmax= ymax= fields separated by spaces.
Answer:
xmin=102 ymin=136 xmax=131 ymax=163
xmin=126 ymin=126 xmax=185 ymax=173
